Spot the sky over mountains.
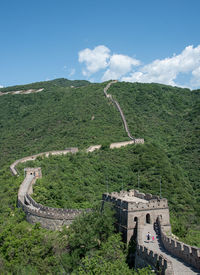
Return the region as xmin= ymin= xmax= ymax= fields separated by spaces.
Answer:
xmin=78 ymin=45 xmax=200 ymax=88
xmin=0 ymin=0 xmax=200 ymax=89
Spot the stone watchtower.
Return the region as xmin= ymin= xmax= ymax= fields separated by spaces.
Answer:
xmin=102 ymin=189 xmax=171 ymax=243
xmin=24 ymin=167 xmax=42 ymax=179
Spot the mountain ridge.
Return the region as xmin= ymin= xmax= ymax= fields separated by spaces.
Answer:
xmin=0 ymin=79 xmax=199 ymax=274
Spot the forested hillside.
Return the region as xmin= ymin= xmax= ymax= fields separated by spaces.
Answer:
xmin=0 ymin=78 xmax=199 ymax=274
xmin=0 ymin=78 xmax=90 ymax=93
xmin=0 ymin=80 xmax=126 ymax=166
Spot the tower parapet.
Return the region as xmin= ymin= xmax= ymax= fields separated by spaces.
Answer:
xmin=102 ymin=189 xmax=171 ymax=243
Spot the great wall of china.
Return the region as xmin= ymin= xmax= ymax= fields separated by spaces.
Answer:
xmin=9 ymin=81 xmax=199 ymax=274
xmin=104 ymin=80 xmax=135 ymax=140
xmin=0 ymin=88 xmax=44 ymax=96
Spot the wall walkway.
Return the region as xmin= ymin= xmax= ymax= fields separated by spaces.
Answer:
xmin=136 ymin=222 xmax=199 ymax=274
xmin=104 ymin=81 xmax=144 ymax=142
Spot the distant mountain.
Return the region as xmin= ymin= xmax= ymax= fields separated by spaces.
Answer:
xmin=0 ymin=78 xmax=90 ymax=93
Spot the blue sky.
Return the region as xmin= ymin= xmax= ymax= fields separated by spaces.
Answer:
xmin=1 ymin=0 xmax=200 ymax=89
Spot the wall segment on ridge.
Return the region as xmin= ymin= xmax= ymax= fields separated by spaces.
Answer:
xmin=15 ymin=148 xmax=86 ymax=230
xmin=103 ymin=81 xmax=144 ymax=142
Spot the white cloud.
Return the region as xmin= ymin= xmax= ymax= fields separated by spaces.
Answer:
xmin=78 ymin=44 xmax=200 ymax=89
xmin=78 ymin=45 xmax=110 ymax=76
xmin=122 ymin=45 xmax=200 ymax=88
xmin=102 ymin=54 xmax=140 ymax=81
xmin=0 ymin=85 xmax=4 ymax=88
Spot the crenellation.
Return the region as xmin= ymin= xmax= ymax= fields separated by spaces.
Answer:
xmin=17 ymin=162 xmax=86 ymax=229
xmin=157 ymin=217 xmax=200 ymax=270
xmin=183 ymin=244 xmax=191 ymax=255
xmin=144 ymin=193 xmax=152 ymax=200
xmin=136 ymin=242 xmax=174 ymax=274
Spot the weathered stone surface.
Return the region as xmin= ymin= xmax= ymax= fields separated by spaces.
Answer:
xmin=103 ymin=190 xmax=200 ymax=274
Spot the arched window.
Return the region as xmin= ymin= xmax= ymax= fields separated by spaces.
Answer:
xmin=134 ymin=217 xmax=138 ymax=222
xmin=146 ymin=213 xmax=151 ymax=224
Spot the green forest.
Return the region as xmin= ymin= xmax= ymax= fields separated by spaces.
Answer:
xmin=0 ymin=78 xmax=199 ymax=274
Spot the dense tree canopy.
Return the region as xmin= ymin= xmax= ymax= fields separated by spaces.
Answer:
xmin=0 ymin=79 xmax=199 ymax=273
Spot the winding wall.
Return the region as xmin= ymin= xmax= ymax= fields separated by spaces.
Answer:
xmin=17 ymin=167 xmax=88 ymax=230
xmin=10 ymin=148 xmax=78 ymax=176
xmin=10 ymin=80 xmax=144 ymax=230
xmin=104 ymin=81 xmax=141 ymax=141
xmin=13 ymin=140 xmax=144 ymax=230
xmin=10 ymin=81 xmax=200 ymax=273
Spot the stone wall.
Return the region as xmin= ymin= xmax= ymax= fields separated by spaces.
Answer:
xmin=10 ymin=148 xmax=78 ymax=176
xmin=157 ymin=218 xmax=200 ymax=270
xmin=103 ymin=81 xmax=144 ymax=142
xmin=86 ymin=145 xmax=102 ymax=152
xmin=135 ymin=221 xmax=174 ymax=274
xmin=18 ymin=197 xmax=84 ymax=230
xmin=102 ymin=190 xmax=171 ymax=244
xmin=17 ymin=166 xmax=86 ymax=230
xmin=103 ymin=190 xmax=169 ymax=212
xmin=135 ymin=245 xmax=174 ymax=274
xmin=0 ymin=88 xmax=44 ymax=96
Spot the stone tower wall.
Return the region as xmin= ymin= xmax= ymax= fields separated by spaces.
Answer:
xmin=157 ymin=217 xmax=200 ymax=270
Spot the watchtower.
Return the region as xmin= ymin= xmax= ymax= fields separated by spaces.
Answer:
xmin=102 ymin=189 xmax=171 ymax=243
xmin=24 ymin=167 xmax=42 ymax=179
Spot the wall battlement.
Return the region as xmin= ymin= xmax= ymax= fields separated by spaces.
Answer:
xmin=136 ymin=244 xmax=174 ymax=275
xmin=103 ymin=190 xmax=168 ymax=211
xmin=17 ymin=165 xmax=86 ymax=230
xmin=157 ymin=217 xmax=200 ymax=270
xmin=25 ymin=194 xmax=88 ymax=216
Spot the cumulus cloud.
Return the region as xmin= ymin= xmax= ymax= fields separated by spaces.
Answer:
xmin=122 ymin=45 xmax=200 ymax=88
xmin=78 ymin=45 xmax=110 ymax=76
xmin=78 ymin=44 xmax=200 ymax=89
xmin=102 ymin=54 xmax=140 ymax=81
xmin=0 ymin=85 xmax=3 ymax=88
